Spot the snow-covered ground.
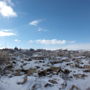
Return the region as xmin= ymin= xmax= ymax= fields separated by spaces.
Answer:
xmin=0 ymin=49 xmax=90 ymax=90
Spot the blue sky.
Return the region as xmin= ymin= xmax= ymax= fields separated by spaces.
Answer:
xmin=0 ymin=0 xmax=90 ymax=50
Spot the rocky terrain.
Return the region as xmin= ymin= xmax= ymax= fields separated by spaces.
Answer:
xmin=0 ymin=48 xmax=90 ymax=90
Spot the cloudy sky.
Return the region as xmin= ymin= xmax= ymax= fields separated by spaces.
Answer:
xmin=0 ymin=0 xmax=90 ymax=50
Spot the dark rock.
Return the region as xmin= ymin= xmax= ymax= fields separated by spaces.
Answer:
xmin=44 ymin=83 xmax=53 ymax=87
xmin=63 ymin=69 xmax=70 ymax=74
xmin=57 ymin=68 xmax=70 ymax=75
xmin=84 ymin=69 xmax=90 ymax=72
xmin=73 ymin=74 xmax=87 ymax=79
xmin=49 ymin=80 xmax=57 ymax=84
xmin=38 ymin=70 xmax=47 ymax=77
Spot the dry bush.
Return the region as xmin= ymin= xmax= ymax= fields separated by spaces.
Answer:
xmin=0 ymin=50 xmax=11 ymax=75
xmin=82 ymin=51 xmax=90 ymax=57
xmin=0 ymin=51 xmax=10 ymax=65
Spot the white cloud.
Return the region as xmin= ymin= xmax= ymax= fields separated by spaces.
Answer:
xmin=37 ymin=27 xmax=43 ymax=32
xmin=61 ymin=43 xmax=90 ymax=50
xmin=36 ymin=39 xmax=66 ymax=45
xmin=0 ymin=1 xmax=17 ymax=17
xmin=14 ymin=39 xmax=21 ymax=43
xmin=37 ymin=27 xmax=47 ymax=32
xmin=29 ymin=40 xmax=34 ymax=43
xmin=67 ymin=40 xmax=76 ymax=44
xmin=0 ymin=30 xmax=16 ymax=36
xmin=28 ymin=39 xmax=90 ymax=50
xmin=29 ymin=39 xmax=67 ymax=45
xmin=29 ymin=19 xmax=42 ymax=26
